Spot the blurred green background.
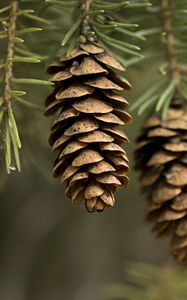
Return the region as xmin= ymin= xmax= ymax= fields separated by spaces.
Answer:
xmin=0 ymin=1 xmax=176 ymax=300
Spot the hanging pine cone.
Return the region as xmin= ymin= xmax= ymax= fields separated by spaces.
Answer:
xmin=45 ymin=43 xmax=132 ymax=212
xmin=135 ymin=98 xmax=187 ymax=263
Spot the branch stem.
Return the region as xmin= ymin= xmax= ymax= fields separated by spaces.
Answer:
xmin=161 ymin=0 xmax=180 ymax=85
xmin=84 ymin=0 xmax=92 ymax=13
xmin=4 ymin=0 xmax=18 ymax=108
xmin=81 ymin=0 xmax=94 ymax=42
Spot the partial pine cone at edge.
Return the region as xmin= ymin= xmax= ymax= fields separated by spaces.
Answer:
xmin=45 ymin=42 xmax=132 ymax=213
xmin=135 ymin=100 xmax=187 ymax=263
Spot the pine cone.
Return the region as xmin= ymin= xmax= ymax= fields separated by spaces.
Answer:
xmin=45 ymin=43 xmax=132 ymax=212
xmin=135 ymin=99 xmax=187 ymax=263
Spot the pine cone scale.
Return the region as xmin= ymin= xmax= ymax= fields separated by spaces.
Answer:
xmin=72 ymin=97 xmax=113 ymax=113
xmin=79 ymin=43 xmax=104 ymax=54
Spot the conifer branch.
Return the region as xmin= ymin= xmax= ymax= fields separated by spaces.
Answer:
xmin=2 ymin=0 xmax=21 ymax=174
xmin=131 ymin=0 xmax=187 ymax=116
xmin=48 ymin=0 xmax=149 ymax=61
xmin=0 ymin=0 xmax=49 ymax=173
xmin=3 ymin=0 xmax=18 ymax=108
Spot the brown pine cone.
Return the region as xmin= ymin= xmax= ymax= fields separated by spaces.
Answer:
xmin=135 ymin=99 xmax=187 ymax=263
xmin=45 ymin=43 xmax=132 ymax=213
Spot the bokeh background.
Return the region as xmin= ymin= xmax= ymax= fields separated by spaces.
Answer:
xmin=0 ymin=1 xmax=174 ymax=300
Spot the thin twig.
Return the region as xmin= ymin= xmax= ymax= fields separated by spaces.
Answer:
xmin=4 ymin=0 xmax=18 ymax=108
xmin=84 ymin=0 xmax=92 ymax=13
xmin=80 ymin=0 xmax=93 ymax=42
xmin=161 ymin=0 xmax=180 ymax=85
